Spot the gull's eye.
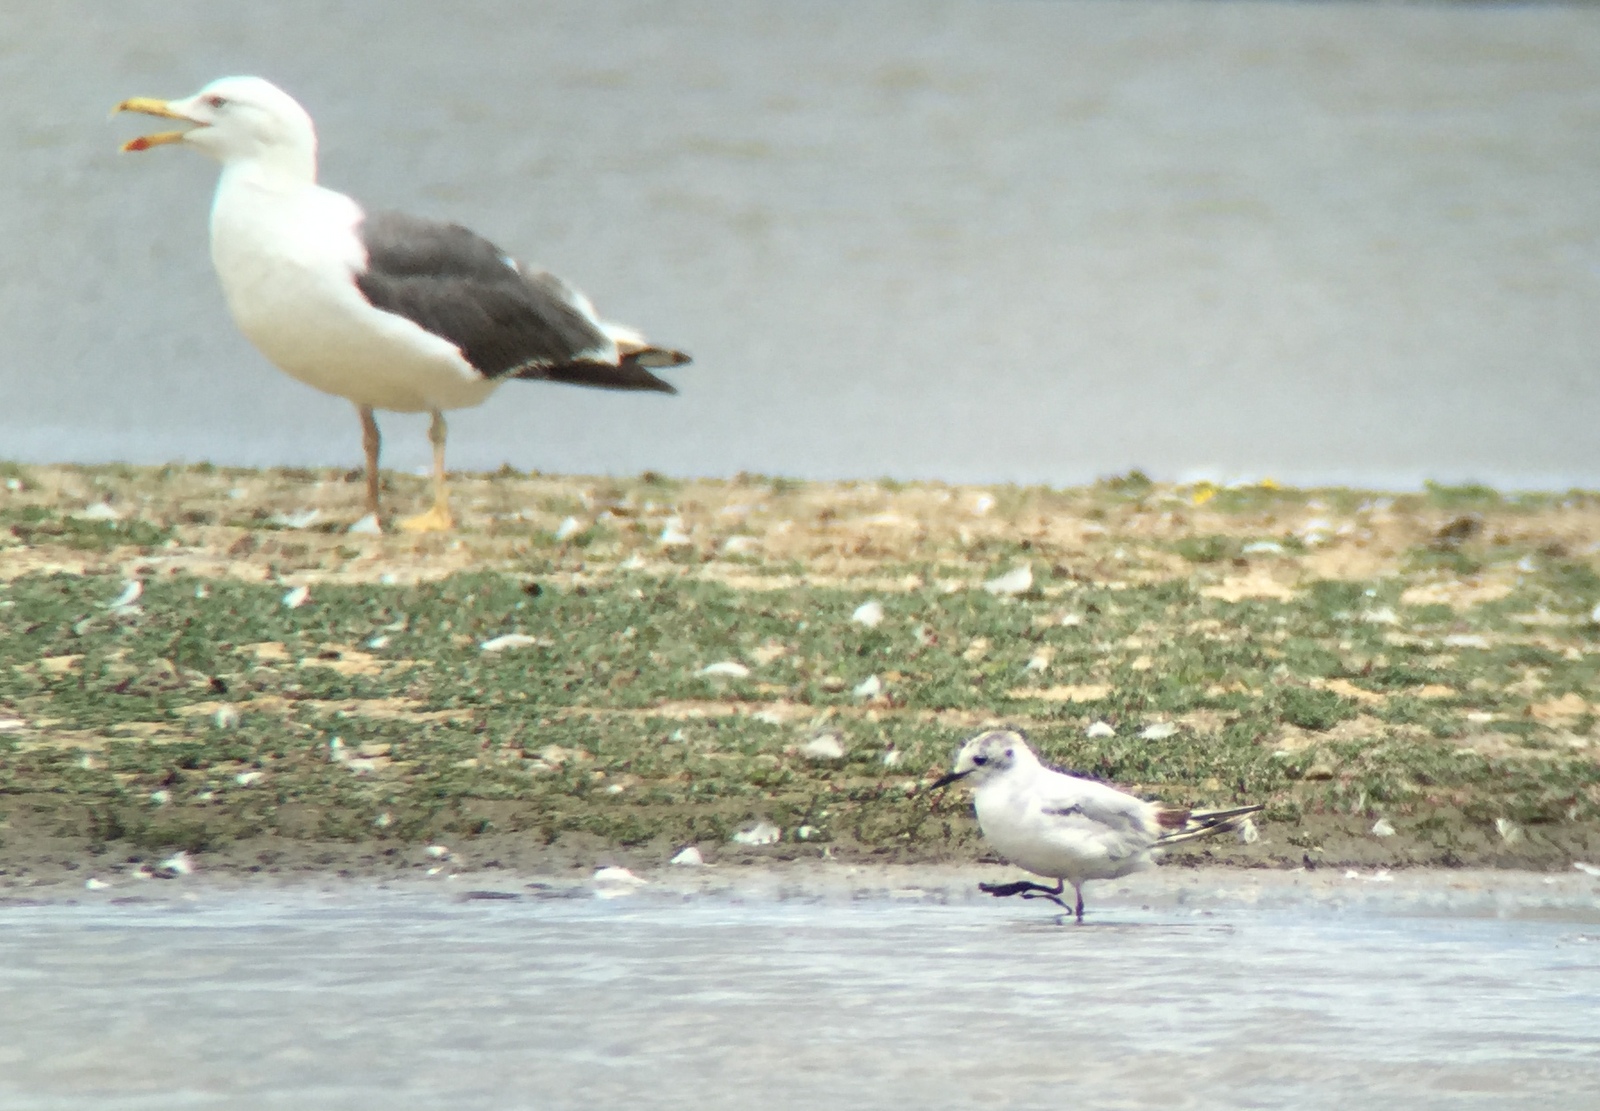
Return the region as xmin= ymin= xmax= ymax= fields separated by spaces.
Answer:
xmin=1004 ymin=749 xmax=1013 ymax=758
xmin=972 ymin=755 xmax=988 ymax=766
xmin=205 ymin=95 xmax=228 ymax=109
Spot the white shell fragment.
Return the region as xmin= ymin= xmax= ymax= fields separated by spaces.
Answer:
xmin=347 ymin=513 xmax=383 ymax=535
xmin=1360 ymin=607 xmax=1399 ymax=625
xmin=851 ymin=600 xmax=885 ymax=628
xmin=1573 ymin=862 xmax=1600 ymax=877
xmin=84 ymin=878 xmax=112 ymax=891
xmin=722 ymin=536 xmax=760 ymax=555
xmin=553 ymin=516 xmax=583 ymax=541
xmin=213 ymin=706 xmax=241 ymax=730
xmin=1442 ymin=634 xmax=1490 ymax=649
xmin=881 ymin=748 xmax=903 ymax=767
xmin=481 ymin=633 xmax=540 ymax=652
xmin=75 ymin=502 xmax=121 ymax=521
xmin=1139 ymin=722 xmax=1178 ymax=740
xmin=593 ymin=866 xmax=649 ymax=897
xmin=373 ymin=812 xmax=393 ymax=828
xmin=161 ymin=851 xmax=194 ymax=876
xmin=1371 ymin=818 xmax=1397 ymax=838
xmin=697 ymin=660 xmax=751 ymax=679
xmin=801 ymin=732 xmax=846 ymax=760
xmin=731 ymin=821 xmax=782 ymax=846
xmin=1241 ymin=540 xmax=1284 ymax=555
xmin=669 ymin=846 xmax=705 ymax=867
xmin=852 ymin=674 xmax=882 ymax=699
xmin=281 ymin=585 xmax=310 ymax=609
xmin=149 ymin=789 xmax=170 ymax=806
xmin=105 ymin=580 xmax=143 ymax=610
xmin=1495 ymin=818 xmax=1524 ymax=845
xmin=983 ymin=564 xmax=1033 ymax=597
xmin=1085 ymin=721 xmax=1116 ymax=739
xmin=972 ymin=493 xmax=996 ymax=516
xmin=270 ymin=508 xmax=321 ymax=529
xmin=658 ymin=518 xmax=692 ymax=546
xmin=425 ymin=845 xmax=451 ymax=859
xmin=234 ymin=770 xmax=263 ymax=787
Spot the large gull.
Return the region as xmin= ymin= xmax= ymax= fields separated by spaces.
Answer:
xmin=932 ymin=729 xmax=1263 ymax=922
xmin=116 ymin=76 xmax=688 ymax=532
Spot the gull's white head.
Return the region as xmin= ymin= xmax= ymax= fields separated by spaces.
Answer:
xmin=115 ymin=76 xmax=317 ymax=182
xmin=930 ymin=728 xmax=1039 ymax=791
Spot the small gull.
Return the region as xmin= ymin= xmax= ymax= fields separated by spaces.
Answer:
xmin=931 ymin=728 xmax=1262 ymax=922
xmin=117 ymin=76 xmax=687 ymax=532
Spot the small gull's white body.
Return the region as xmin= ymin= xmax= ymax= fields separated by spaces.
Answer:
xmin=932 ymin=729 xmax=1262 ymax=921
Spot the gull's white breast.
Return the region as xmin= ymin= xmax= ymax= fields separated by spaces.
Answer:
xmin=208 ymin=175 xmax=497 ymax=413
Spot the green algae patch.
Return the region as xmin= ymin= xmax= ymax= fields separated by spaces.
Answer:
xmin=2 ymin=464 xmax=1600 ymax=875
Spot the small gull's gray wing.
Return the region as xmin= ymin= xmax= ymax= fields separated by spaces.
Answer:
xmin=1040 ymin=794 xmax=1147 ymax=835
xmin=1033 ymin=775 xmax=1160 ymax=863
xmin=354 ymin=211 xmax=678 ymax=391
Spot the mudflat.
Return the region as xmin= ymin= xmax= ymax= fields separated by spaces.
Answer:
xmin=3 ymin=462 xmax=1599 ymax=886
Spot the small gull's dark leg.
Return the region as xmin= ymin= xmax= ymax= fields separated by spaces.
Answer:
xmin=1073 ymin=884 xmax=1085 ymax=924
xmin=979 ymin=878 xmax=1071 ymax=912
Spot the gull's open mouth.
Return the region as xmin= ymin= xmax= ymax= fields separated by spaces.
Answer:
xmin=114 ymin=97 xmax=205 ymax=151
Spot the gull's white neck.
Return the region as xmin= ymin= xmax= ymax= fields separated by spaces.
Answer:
xmin=205 ymin=143 xmax=366 ymax=338
xmin=213 ymin=145 xmax=318 ymax=208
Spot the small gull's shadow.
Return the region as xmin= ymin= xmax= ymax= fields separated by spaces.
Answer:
xmin=1007 ymin=916 xmax=1238 ymax=936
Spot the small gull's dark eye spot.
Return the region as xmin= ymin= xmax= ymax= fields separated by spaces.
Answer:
xmin=205 ymin=95 xmax=227 ymax=109
xmin=972 ymin=755 xmax=988 ymax=766
xmin=1004 ymin=749 xmax=1013 ymax=758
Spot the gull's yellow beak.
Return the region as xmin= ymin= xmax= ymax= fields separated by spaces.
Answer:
xmin=114 ymin=97 xmax=199 ymax=152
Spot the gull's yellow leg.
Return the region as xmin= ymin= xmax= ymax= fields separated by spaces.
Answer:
xmin=399 ymin=410 xmax=455 ymax=532
xmin=358 ymin=405 xmax=384 ymax=524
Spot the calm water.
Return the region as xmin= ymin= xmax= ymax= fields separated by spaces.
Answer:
xmin=3 ymin=1 xmax=1600 ymax=487
xmin=2 ymin=870 xmax=1599 ymax=1109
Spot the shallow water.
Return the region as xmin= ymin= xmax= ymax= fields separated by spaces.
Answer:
xmin=2 ymin=870 xmax=1599 ymax=1109
xmin=4 ymin=1 xmax=1600 ymax=487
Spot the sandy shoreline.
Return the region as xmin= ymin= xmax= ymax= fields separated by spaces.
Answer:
xmin=7 ymin=852 xmax=1600 ymax=922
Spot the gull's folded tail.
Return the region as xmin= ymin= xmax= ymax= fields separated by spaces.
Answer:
xmin=1156 ymin=802 xmax=1264 ymax=846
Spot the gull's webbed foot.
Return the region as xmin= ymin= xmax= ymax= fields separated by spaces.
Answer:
xmin=979 ymin=879 xmax=1070 ymax=911
xmin=398 ymin=504 xmax=455 ymax=533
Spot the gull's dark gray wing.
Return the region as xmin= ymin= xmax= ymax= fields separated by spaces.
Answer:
xmin=353 ymin=210 xmax=684 ymax=392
